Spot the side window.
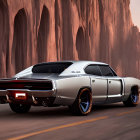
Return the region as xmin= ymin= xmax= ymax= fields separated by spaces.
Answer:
xmin=110 ymin=67 xmax=117 ymax=76
xmin=85 ymin=65 xmax=101 ymax=76
xmin=99 ymin=65 xmax=114 ymax=76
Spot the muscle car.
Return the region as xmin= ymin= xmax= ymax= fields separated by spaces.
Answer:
xmin=0 ymin=61 xmax=139 ymax=115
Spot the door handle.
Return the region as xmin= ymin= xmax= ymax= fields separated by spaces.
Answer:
xmin=92 ymin=80 xmax=95 ymax=83
xmin=109 ymin=81 xmax=111 ymax=84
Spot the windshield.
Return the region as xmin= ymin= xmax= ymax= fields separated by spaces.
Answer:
xmin=32 ymin=62 xmax=73 ymax=74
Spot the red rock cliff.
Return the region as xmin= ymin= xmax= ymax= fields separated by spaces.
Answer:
xmin=0 ymin=0 xmax=140 ymax=78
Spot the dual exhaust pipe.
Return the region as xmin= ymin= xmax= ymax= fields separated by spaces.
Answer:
xmin=6 ymin=94 xmax=38 ymax=104
xmin=6 ymin=94 xmax=48 ymax=107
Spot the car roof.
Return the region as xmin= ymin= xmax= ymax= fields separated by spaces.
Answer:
xmin=59 ymin=61 xmax=108 ymax=76
xmin=71 ymin=60 xmax=107 ymax=65
xmin=37 ymin=60 xmax=108 ymax=65
xmin=14 ymin=61 xmax=109 ymax=77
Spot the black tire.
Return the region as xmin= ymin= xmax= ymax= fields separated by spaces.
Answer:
xmin=70 ymin=88 xmax=92 ymax=115
xmin=123 ymin=87 xmax=139 ymax=107
xmin=9 ymin=103 xmax=31 ymax=113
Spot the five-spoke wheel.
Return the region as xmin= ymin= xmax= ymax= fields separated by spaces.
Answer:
xmin=123 ymin=87 xmax=139 ymax=107
xmin=70 ymin=88 xmax=92 ymax=115
xmin=130 ymin=93 xmax=139 ymax=104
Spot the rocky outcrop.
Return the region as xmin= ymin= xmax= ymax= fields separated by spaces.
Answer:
xmin=0 ymin=0 xmax=140 ymax=78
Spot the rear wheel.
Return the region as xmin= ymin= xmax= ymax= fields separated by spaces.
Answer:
xmin=9 ymin=103 xmax=31 ymax=113
xmin=70 ymin=88 xmax=92 ymax=115
xmin=123 ymin=87 xmax=139 ymax=107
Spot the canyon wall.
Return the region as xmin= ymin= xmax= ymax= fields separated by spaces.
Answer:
xmin=0 ymin=0 xmax=140 ymax=78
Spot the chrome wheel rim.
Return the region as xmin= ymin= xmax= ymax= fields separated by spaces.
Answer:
xmin=131 ymin=94 xmax=138 ymax=103
xmin=80 ymin=92 xmax=90 ymax=112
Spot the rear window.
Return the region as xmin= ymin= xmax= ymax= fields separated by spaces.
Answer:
xmin=85 ymin=65 xmax=102 ymax=76
xmin=32 ymin=62 xmax=72 ymax=74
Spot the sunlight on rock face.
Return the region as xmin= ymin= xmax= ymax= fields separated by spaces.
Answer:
xmin=12 ymin=9 xmax=27 ymax=73
xmin=37 ymin=6 xmax=50 ymax=63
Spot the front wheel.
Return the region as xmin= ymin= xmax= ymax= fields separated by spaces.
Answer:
xmin=9 ymin=103 xmax=31 ymax=113
xmin=123 ymin=90 xmax=139 ymax=107
xmin=70 ymin=88 xmax=92 ymax=115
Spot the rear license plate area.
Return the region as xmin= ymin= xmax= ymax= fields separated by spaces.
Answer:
xmin=15 ymin=93 xmax=27 ymax=100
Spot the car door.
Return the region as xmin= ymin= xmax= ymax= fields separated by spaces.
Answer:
xmin=84 ymin=65 xmax=107 ymax=103
xmin=99 ymin=65 xmax=123 ymax=103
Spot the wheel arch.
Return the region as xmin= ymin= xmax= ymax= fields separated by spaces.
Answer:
xmin=78 ymin=86 xmax=92 ymax=95
xmin=70 ymin=86 xmax=93 ymax=115
xmin=131 ymin=85 xmax=139 ymax=95
xmin=123 ymin=84 xmax=139 ymax=107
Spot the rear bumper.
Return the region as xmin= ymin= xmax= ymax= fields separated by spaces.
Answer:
xmin=0 ymin=89 xmax=56 ymax=104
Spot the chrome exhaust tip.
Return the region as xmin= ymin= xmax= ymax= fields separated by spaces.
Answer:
xmin=6 ymin=95 xmax=12 ymax=103
xmin=32 ymin=96 xmax=38 ymax=104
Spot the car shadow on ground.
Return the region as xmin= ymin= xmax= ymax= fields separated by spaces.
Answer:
xmin=0 ymin=102 xmax=134 ymax=119
xmin=92 ymin=103 xmax=125 ymax=111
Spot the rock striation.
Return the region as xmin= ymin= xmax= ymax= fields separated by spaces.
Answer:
xmin=0 ymin=0 xmax=140 ymax=78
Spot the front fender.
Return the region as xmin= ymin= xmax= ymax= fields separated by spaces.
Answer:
xmin=123 ymin=77 xmax=140 ymax=101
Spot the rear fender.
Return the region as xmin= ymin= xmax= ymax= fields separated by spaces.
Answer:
xmin=54 ymin=76 xmax=90 ymax=105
